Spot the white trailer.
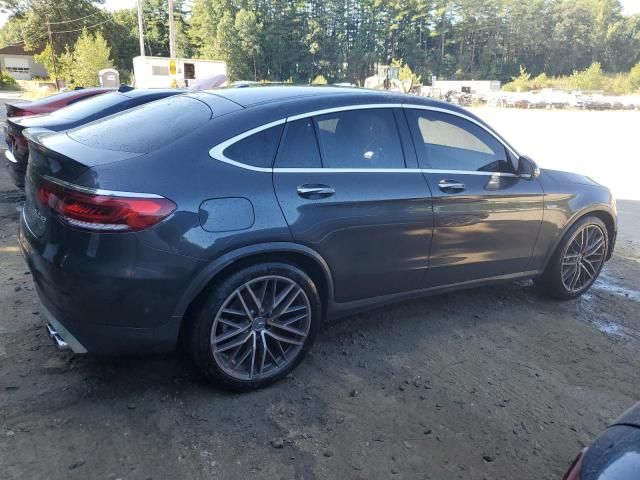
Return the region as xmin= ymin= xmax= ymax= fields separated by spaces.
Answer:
xmin=132 ymin=56 xmax=227 ymax=88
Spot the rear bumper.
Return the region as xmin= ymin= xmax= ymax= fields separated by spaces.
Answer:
xmin=34 ymin=282 xmax=183 ymax=355
xmin=19 ymin=210 xmax=202 ymax=355
xmin=41 ymin=298 xmax=88 ymax=353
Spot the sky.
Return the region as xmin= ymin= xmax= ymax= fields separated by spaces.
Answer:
xmin=102 ymin=0 xmax=640 ymax=14
xmin=2 ymin=0 xmax=640 ymax=27
xmin=621 ymin=0 xmax=640 ymax=14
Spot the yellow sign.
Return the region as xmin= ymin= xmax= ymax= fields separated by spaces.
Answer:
xmin=169 ymin=59 xmax=176 ymax=75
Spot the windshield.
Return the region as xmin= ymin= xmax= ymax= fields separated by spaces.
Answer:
xmin=49 ymin=92 xmax=127 ymax=121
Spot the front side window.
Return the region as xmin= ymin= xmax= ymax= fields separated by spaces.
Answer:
xmin=223 ymin=124 xmax=284 ymax=168
xmin=407 ymin=109 xmax=513 ymax=173
xmin=314 ymin=109 xmax=405 ymax=169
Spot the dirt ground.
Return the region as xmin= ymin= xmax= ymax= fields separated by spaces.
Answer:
xmin=1 ymin=97 xmax=639 ymax=480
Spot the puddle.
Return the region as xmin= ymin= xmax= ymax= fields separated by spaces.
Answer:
xmin=592 ymin=275 xmax=640 ymax=303
xmin=578 ymin=274 xmax=640 ymax=341
xmin=589 ymin=318 xmax=628 ymax=339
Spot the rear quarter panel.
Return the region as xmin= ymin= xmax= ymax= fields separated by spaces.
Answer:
xmin=72 ymin=106 xmax=293 ymax=265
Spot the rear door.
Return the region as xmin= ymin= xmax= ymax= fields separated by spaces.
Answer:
xmin=273 ymin=107 xmax=434 ymax=303
xmin=404 ymin=107 xmax=544 ymax=287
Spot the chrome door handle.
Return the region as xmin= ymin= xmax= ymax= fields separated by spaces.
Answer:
xmin=438 ymin=180 xmax=465 ymax=192
xmin=297 ymin=184 xmax=335 ymax=199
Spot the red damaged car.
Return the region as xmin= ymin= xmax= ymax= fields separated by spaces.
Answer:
xmin=5 ymin=87 xmax=113 ymax=118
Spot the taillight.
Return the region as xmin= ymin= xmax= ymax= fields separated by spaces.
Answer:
xmin=563 ymin=449 xmax=585 ymax=480
xmin=36 ymin=177 xmax=176 ymax=232
xmin=11 ymin=110 xmax=35 ymax=117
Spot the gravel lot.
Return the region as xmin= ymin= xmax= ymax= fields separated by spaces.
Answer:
xmin=0 ymin=96 xmax=639 ymax=480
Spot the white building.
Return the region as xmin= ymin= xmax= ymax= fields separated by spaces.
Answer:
xmin=0 ymin=44 xmax=48 ymax=80
xmin=432 ymin=79 xmax=501 ymax=94
xmin=133 ymin=56 xmax=227 ymax=88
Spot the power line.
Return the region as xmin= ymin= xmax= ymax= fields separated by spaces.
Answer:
xmin=51 ymin=18 xmax=111 ymax=35
xmin=47 ymin=11 xmax=102 ymax=25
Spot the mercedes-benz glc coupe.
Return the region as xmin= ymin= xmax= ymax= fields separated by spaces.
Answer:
xmin=19 ymin=87 xmax=616 ymax=390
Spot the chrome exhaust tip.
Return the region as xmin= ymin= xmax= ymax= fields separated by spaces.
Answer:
xmin=46 ymin=323 xmax=69 ymax=350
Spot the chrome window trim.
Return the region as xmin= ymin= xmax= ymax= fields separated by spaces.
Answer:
xmin=424 ymin=169 xmax=518 ymax=177
xmin=43 ymin=175 xmax=164 ymax=198
xmin=208 ymin=118 xmax=286 ymax=173
xmin=286 ymin=103 xmax=403 ymax=122
xmin=208 ymin=102 xmax=521 ymax=175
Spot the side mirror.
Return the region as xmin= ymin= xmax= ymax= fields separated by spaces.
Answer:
xmin=518 ymin=155 xmax=540 ymax=180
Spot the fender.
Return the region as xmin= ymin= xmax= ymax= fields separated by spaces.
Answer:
xmin=541 ymin=202 xmax=617 ymax=270
xmin=172 ymin=242 xmax=335 ymax=318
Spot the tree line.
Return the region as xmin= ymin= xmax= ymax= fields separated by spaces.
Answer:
xmin=0 ymin=0 xmax=639 ymax=87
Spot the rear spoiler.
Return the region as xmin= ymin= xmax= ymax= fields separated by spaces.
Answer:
xmin=22 ymin=127 xmax=56 ymax=144
xmin=23 ymin=127 xmax=143 ymax=184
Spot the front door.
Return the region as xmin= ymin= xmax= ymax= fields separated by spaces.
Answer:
xmin=273 ymin=107 xmax=434 ymax=303
xmin=404 ymin=107 xmax=544 ymax=287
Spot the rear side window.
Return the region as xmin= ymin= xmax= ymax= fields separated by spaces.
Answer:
xmin=314 ymin=109 xmax=405 ymax=169
xmin=406 ymin=109 xmax=513 ymax=173
xmin=274 ymin=118 xmax=321 ymax=168
xmin=68 ymin=96 xmax=211 ymax=153
xmin=223 ymin=124 xmax=284 ymax=168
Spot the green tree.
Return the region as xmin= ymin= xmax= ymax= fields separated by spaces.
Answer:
xmin=234 ymin=9 xmax=262 ymax=81
xmin=104 ymin=8 xmax=140 ymax=77
xmin=629 ymin=63 xmax=640 ymax=91
xmin=3 ymin=0 xmax=106 ymax=54
xmin=33 ymin=43 xmax=56 ymax=79
xmin=569 ymin=62 xmax=606 ymax=90
xmin=503 ymin=66 xmax=532 ymax=91
xmin=214 ymin=11 xmax=239 ymax=80
xmin=68 ymin=29 xmax=113 ymax=87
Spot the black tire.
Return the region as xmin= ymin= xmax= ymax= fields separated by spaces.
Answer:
xmin=189 ymin=262 xmax=321 ymax=391
xmin=535 ymin=215 xmax=608 ymax=300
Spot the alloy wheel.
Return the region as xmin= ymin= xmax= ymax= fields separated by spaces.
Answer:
xmin=561 ymin=224 xmax=606 ymax=293
xmin=210 ymin=275 xmax=311 ymax=381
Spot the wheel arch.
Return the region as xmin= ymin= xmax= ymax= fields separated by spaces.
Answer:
xmin=543 ymin=204 xmax=617 ymax=269
xmin=175 ymin=242 xmax=334 ymax=329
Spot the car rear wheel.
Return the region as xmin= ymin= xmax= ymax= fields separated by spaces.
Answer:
xmin=536 ymin=216 xmax=608 ymax=300
xmin=190 ymin=262 xmax=321 ymax=391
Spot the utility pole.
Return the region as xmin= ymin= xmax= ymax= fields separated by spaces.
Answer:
xmin=137 ymin=0 xmax=145 ymax=57
xmin=168 ymin=0 xmax=176 ymax=59
xmin=46 ymin=21 xmax=60 ymax=91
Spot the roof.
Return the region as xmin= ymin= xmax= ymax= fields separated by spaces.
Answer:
xmin=195 ymin=85 xmax=519 ymax=154
xmin=0 ymin=44 xmax=44 ymax=56
xmin=206 ymin=85 xmax=409 ymax=107
xmin=202 ymin=85 xmax=465 ymax=113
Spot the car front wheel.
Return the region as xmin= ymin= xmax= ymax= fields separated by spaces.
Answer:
xmin=190 ymin=262 xmax=321 ymax=391
xmin=536 ymin=216 xmax=608 ymax=300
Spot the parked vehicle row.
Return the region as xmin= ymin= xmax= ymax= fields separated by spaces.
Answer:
xmin=484 ymin=91 xmax=640 ymax=110
xmin=4 ymin=86 xmax=183 ymax=188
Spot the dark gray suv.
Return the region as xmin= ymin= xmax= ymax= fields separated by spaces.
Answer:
xmin=19 ymin=87 xmax=616 ymax=390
